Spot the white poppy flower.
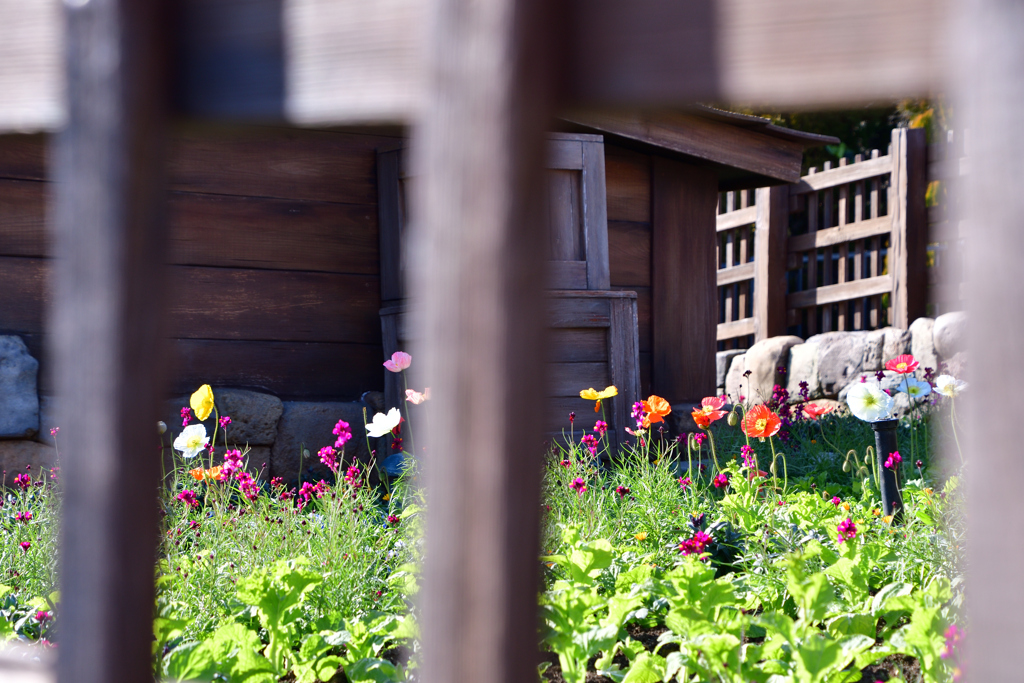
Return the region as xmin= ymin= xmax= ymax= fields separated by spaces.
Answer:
xmin=898 ymin=377 xmax=932 ymax=399
xmin=366 ymin=408 xmax=403 ymax=438
xmin=846 ymin=382 xmax=894 ymax=422
xmin=173 ymin=424 xmax=210 ymax=459
xmin=936 ymin=375 xmax=968 ymax=398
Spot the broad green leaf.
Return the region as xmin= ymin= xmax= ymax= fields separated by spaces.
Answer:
xmin=164 ymin=641 xmax=216 ymax=682
xmin=826 ymin=614 xmax=876 ymax=639
xmin=621 ymin=651 xmax=666 ymax=683
xmin=345 ymin=657 xmax=399 ymax=683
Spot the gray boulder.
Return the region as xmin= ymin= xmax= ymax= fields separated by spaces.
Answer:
xmin=0 ymin=440 xmax=56 ymax=485
xmin=865 ymin=327 xmax=913 ymax=370
xmin=271 ymin=401 xmax=371 ymax=485
xmin=933 ymin=311 xmax=968 ymax=359
xmin=716 ymin=350 xmax=745 ymax=392
xmin=740 ymin=335 xmax=803 ymax=401
xmin=812 ymin=331 xmax=880 ymax=398
xmin=0 ymin=336 xmax=39 ymax=438
xmin=786 ymin=341 xmax=823 ymax=400
xmin=910 ymin=317 xmax=940 ymax=373
xmin=724 ymin=353 xmax=747 ymax=403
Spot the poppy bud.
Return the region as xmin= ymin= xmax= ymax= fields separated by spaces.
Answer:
xmin=157 ymin=421 xmax=167 ymax=435
xmin=770 ymin=462 xmax=777 ymax=475
xmin=727 ymin=412 xmax=739 ymax=427
xmin=303 ymin=449 xmax=311 ymax=458
xmin=842 ymin=461 xmax=850 ymax=472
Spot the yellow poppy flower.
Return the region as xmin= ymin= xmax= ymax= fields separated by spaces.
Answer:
xmin=882 ymin=515 xmax=893 ymax=524
xmin=190 ymin=384 xmax=215 ymax=422
xmin=872 ymin=509 xmax=881 ymax=517
xmin=580 ymin=386 xmax=618 ymax=412
xmin=842 ymin=502 xmax=851 ymax=511
xmin=383 ymin=493 xmax=391 ymax=501
xmin=634 ymin=532 xmax=648 ymax=541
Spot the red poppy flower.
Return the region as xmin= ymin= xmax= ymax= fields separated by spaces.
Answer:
xmin=802 ymin=403 xmax=833 ymax=420
xmin=691 ymin=395 xmax=728 ymax=429
xmin=885 ymin=354 xmax=919 ymax=375
xmin=741 ymin=404 xmax=781 ymax=439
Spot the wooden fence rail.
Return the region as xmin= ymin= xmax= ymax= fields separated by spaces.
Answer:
xmin=716 ymin=126 xmax=946 ymax=348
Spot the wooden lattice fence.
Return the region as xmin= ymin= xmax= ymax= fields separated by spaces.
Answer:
xmin=716 ymin=126 xmax=937 ymax=348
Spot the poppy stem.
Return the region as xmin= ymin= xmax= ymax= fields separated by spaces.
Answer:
xmin=706 ymin=429 xmax=720 ymax=475
xmin=950 ymin=398 xmax=964 ymax=465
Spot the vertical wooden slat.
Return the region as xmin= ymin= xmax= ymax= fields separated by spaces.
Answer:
xmin=52 ymin=0 xmax=169 ymax=680
xmin=411 ymin=0 xmax=556 ymax=678
xmin=853 ymin=240 xmax=864 ymax=329
xmin=378 ymin=148 xmax=405 ymax=302
xmin=754 ymin=184 xmax=787 ymax=340
xmin=608 ymin=295 xmax=641 ymax=451
xmin=890 ymin=127 xmax=928 ymax=328
xmin=581 ymin=140 xmax=610 ymax=289
xmin=652 ymin=159 xmax=717 ymax=403
xmin=822 ymin=160 xmax=833 ymax=229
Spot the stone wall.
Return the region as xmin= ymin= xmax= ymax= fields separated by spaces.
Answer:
xmin=717 ymin=312 xmax=967 ymax=411
xmin=0 ymin=334 xmax=386 ymax=487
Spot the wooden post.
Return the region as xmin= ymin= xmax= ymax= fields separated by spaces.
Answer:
xmin=889 ymin=127 xmax=927 ymax=329
xmin=651 ymin=159 xmax=717 ymax=402
xmin=754 ymin=185 xmax=788 ymax=340
xmin=958 ymin=1 xmax=1024 ymax=678
xmin=410 ymin=0 xmax=557 ymax=680
xmin=51 ymin=0 xmax=168 ymax=681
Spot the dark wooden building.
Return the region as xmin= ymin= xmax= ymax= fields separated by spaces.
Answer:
xmin=0 ymin=107 xmax=828 ymax=419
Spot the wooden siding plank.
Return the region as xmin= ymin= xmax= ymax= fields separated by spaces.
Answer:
xmin=378 ymin=147 xmax=404 ymax=300
xmin=546 ymin=261 xmax=589 ymax=289
xmin=787 ymin=215 xmax=891 ymax=252
xmin=607 ymin=220 xmax=651 ymax=286
xmin=0 ymin=134 xmax=48 ymax=180
xmin=889 ymin=127 xmax=928 ymax=328
xmin=604 ymin=145 xmax=651 ymax=223
xmin=168 ymin=126 xmax=400 ymax=204
xmin=786 ymin=274 xmax=891 ymax=309
xmin=607 ymin=295 xmax=641 ymax=449
xmin=0 ymin=178 xmax=48 ymax=256
xmin=549 ymin=328 xmax=608 ymax=362
xmin=547 ymin=362 xmax=610 ymax=397
xmin=172 ymin=339 xmax=385 ymax=400
xmin=0 ymin=256 xmax=47 ymax=331
xmin=652 ymin=158 xmax=717 ymax=402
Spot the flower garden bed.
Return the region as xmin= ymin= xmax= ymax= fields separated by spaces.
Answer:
xmin=0 ymin=353 xmax=966 ymax=682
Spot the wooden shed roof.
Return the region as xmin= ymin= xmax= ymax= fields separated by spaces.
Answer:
xmin=561 ymin=106 xmax=838 ymax=190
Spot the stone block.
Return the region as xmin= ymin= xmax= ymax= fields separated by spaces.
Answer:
xmin=909 ymin=317 xmax=939 ymax=373
xmin=813 ymin=331 xmax=877 ymax=398
xmin=0 ymin=336 xmax=39 ymax=438
xmin=933 ymin=311 xmax=967 ymax=360
xmin=741 ymin=335 xmax=803 ymax=401
xmin=0 ymin=440 xmax=56 ymax=486
xmin=724 ymin=353 xmax=747 ymax=403
xmin=786 ymin=341 xmax=823 ymax=400
xmin=716 ymin=350 xmax=745 ymax=392
xmin=271 ymin=401 xmax=371 ymax=485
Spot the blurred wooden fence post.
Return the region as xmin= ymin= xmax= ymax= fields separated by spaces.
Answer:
xmin=958 ymin=0 xmax=1024 ymax=678
xmin=889 ymin=126 xmax=927 ymax=329
xmin=753 ymin=185 xmax=788 ymax=340
xmin=411 ymin=0 xmax=558 ymax=680
xmin=51 ymin=0 xmax=168 ymax=681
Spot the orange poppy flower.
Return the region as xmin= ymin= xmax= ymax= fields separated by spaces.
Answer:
xmin=189 ymin=465 xmax=226 ymax=482
xmin=802 ymin=403 xmax=833 ymax=420
xmin=641 ymin=395 xmax=672 ymax=427
xmin=741 ymin=404 xmax=781 ymax=439
xmin=692 ymin=395 xmax=728 ymax=428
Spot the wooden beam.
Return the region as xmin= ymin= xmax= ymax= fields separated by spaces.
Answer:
xmin=716 ymin=261 xmax=755 ymax=286
xmin=410 ymin=0 xmax=557 ymax=680
xmin=652 ymin=159 xmax=717 ymax=403
xmin=790 ymin=155 xmax=893 ymax=194
xmin=0 ymin=0 xmax=945 ymax=132
xmin=51 ymin=0 xmax=169 ymax=681
xmin=563 ymin=110 xmax=806 ymax=183
xmin=716 ymin=317 xmax=755 ymax=341
xmin=754 ymin=184 xmax=787 ymax=339
xmin=786 ymin=275 xmax=891 ymax=309
xmin=889 ymin=127 xmax=928 ymax=329
xmin=716 ymin=205 xmax=757 ymax=231
xmin=787 ymin=215 xmax=891 ymax=252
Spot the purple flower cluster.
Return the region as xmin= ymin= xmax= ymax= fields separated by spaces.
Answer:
xmin=884 ymin=451 xmax=903 ymax=470
xmin=333 ymin=419 xmax=352 ymax=449
xmin=615 ymin=485 xmax=630 ymax=498
xmin=837 ymin=518 xmax=857 ymax=543
xmin=569 ymin=477 xmax=587 ymax=495
xmin=13 ymin=473 xmax=31 ymax=491
xmin=180 ymin=406 xmax=192 ymax=427
xmin=679 ymin=530 xmax=713 ymax=556
xmin=593 ymin=420 xmax=608 ymax=436
xmin=14 ymin=511 xmax=32 ymax=523
xmin=176 ymin=489 xmax=199 ymax=508
xmin=740 ymin=444 xmax=755 ymax=468
xmin=712 ymin=473 xmax=729 ymax=489
xmin=318 ymin=446 xmax=338 ymax=473
xmin=581 ymin=434 xmax=598 ymax=456
xmin=631 ymin=402 xmax=644 ymax=430
xmin=344 ymin=466 xmax=362 ymax=490
xmin=678 ymin=476 xmax=692 ymax=490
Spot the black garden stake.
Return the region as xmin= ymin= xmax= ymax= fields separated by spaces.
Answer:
xmin=872 ymin=419 xmax=904 ymax=523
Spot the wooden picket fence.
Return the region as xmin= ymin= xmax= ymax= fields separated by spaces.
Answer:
xmin=714 ymin=126 xmax=960 ymax=349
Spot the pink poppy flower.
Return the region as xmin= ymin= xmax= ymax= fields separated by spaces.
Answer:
xmin=383 ymin=351 xmax=412 ymax=373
